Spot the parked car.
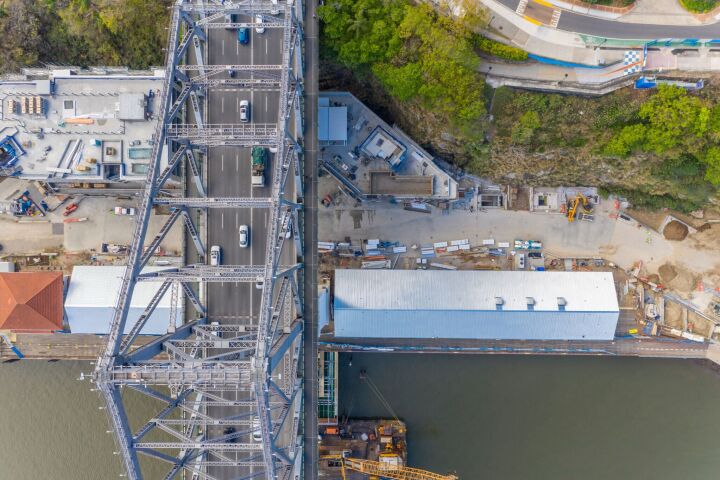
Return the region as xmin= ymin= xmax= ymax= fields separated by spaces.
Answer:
xmin=210 ymin=321 xmax=220 ymax=337
xmin=228 ymin=69 xmax=236 ymax=78
xmin=517 ymin=253 xmax=526 ymax=270
xmin=239 ymin=100 xmax=250 ymax=122
xmin=210 ymin=245 xmax=221 ymax=266
xmin=114 ymin=206 xmax=136 ymax=216
xmin=237 ymin=27 xmax=249 ymax=44
xmin=239 ymin=224 xmax=249 ymax=248
xmin=255 ymin=14 xmax=265 ymax=34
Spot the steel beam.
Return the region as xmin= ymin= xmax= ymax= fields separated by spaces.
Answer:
xmin=153 ymin=197 xmax=274 ymax=208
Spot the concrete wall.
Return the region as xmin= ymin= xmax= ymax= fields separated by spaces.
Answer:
xmin=334 ymin=309 xmax=619 ymax=341
xmin=66 ymin=306 xmax=179 ymax=335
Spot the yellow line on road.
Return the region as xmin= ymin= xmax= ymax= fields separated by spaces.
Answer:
xmin=523 ymin=15 xmax=542 ymax=25
xmin=532 ymin=0 xmax=554 ymax=7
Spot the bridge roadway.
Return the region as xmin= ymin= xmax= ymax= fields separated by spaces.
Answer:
xmin=204 ymin=15 xmax=296 ymax=480
xmin=320 ymin=336 xmax=710 ymax=359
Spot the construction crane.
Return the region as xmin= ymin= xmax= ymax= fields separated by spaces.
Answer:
xmin=322 ymin=455 xmax=458 ymax=480
xmin=567 ymin=193 xmax=592 ymax=222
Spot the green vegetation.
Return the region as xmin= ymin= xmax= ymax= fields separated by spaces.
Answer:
xmin=492 ymin=85 xmax=720 ymax=211
xmin=0 ymin=0 xmax=171 ymax=73
xmin=474 ymin=36 xmax=528 ymax=62
xmin=680 ymin=0 xmax=718 ymax=13
xmin=319 ymin=0 xmax=487 ymax=130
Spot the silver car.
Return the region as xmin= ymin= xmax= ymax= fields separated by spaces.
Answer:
xmin=239 ymin=224 xmax=249 ymax=248
xmin=239 ymin=99 xmax=250 ymax=123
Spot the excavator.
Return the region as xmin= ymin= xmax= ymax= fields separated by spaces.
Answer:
xmin=321 ymin=454 xmax=458 ymax=480
xmin=566 ymin=193 xmax=593 ymax=223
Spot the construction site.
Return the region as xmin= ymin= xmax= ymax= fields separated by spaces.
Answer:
xmin=317 ymin=163 xmax=720 ymax=345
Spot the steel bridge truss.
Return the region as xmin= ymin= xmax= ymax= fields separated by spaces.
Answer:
xmin=94 ymin=1 xmax=304 ymax=479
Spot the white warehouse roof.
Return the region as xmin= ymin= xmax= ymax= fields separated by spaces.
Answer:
xmin=333 ymin=270 xmax=619 ymax=340
xmin=65 ymin=266 xmax=183 ymax=335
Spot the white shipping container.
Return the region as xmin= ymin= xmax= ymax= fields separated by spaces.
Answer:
xmin=459 ymin=244 xmax=471 ymax=250
xmin=392 ymin=246 xmax=407 ymax=253
xmin=498 ymin=242 xmax=510 ymax=248
xmin=482 ymin=239 xmax=495 ymax=246
xmin=447 ymin=245 xmax=459 ymax=252
xmin=450 ymin=239 xmax=469 ymax=246
xmin=433 ymin=241 xmax=448 ymax=249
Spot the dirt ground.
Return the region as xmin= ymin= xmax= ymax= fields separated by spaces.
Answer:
xmin=663 ymin=220 xmax=689 ymax=241
xmin=664 ymin=301 xmax=684 ymax=329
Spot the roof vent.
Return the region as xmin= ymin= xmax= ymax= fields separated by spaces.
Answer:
xmin=526 ymin=297 xmax=535 ymax=311
xmin=495 ymin=297 xmax=504 ymax=311
xmin=557 ymin=297 xmax=567 ymax=311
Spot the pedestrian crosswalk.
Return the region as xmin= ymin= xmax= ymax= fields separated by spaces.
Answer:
xmin=550 ymin=9 xmax=562 ymax=28
xmin=516 ymin=0 xmax=528 ymax=15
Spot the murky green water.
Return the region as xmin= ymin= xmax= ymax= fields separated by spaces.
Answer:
xmin=0 ymin=360 xmax=165 ymax=480
xmin=339 ymin=354 xmax=720 ymax=480
xmin=3 ymin=355 xmax=720 ymax=479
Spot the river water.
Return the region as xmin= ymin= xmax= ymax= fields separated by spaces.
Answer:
xmin=339 ymin=354 xmax=720 ymax=480
xmin=0 ymin=360 xmax=166 ymax=479
xmin=2 ymin=356 xmax=720 ymax=479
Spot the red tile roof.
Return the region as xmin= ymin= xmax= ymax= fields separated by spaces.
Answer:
xmin=0 ymin=272 xmax=64 ymax=332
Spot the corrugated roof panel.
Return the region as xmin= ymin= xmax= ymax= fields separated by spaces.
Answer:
xmin=334 ymin=270 xmax=619 ymax=312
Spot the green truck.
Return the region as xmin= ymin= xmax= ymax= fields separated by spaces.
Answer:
xmin=251 ymin=146 xmax=267 ymax=187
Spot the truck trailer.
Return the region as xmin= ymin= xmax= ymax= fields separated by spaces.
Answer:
xmin=251 ymin=146 xmax=267 ymax=187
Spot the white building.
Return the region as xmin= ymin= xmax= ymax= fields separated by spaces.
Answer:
xmin=65 ymin=266 xmax=183 ymax=335
xmin=0 ymin=68 xmax=168 ymax=183
xmin=333 ymin=270 xmax=619 ymax=340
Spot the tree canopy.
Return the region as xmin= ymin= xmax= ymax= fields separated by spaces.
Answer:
xmin=0 ymin=0 xmax=171 ymax=73
xmin=319 ymin=0 xmax=486 ymax=128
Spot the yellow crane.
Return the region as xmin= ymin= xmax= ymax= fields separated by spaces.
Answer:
xmin=567 ymin=193 xmax=591 ymax=222
xmin=322 ymin=455 xmax=458 ymax=480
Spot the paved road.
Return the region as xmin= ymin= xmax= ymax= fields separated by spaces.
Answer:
xmin=498 ymin=0 xmax=720 ymax=39
xmin=204 ymin=16 xmax=295 ymax=480
xmin=302 ymin=1 xmax=320 ymax=479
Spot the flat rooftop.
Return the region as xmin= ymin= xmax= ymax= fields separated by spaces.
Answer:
xmin=318 ymin=92 xmax=457 ymax=200
xmin=0 ymin=68 xmax=167 ymax=182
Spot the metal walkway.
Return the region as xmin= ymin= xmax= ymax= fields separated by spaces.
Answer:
xmin=93 ymin=1 xmax=304 ymax=479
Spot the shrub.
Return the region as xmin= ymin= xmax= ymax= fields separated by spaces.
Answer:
xmin=474 ymin=36 xmax=528 ymax=62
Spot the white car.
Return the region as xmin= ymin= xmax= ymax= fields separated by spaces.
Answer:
xmin=270 ymin=0 xmax=279 ymax=15
xmin=252 ymin=417 xmax=262 ymax=442
xmin=239 ymin=99 xmax=250 ymax=123
xmin=255 ymin=14 xmax=265 ymax=34
xmin=114 ymin=206 xmax=136 ymax=216
xmin=239 ymin=224 xmax=249 ymax=248
xmin=210 ymin=321 xmax=220 ymax=337
xmin=517 ymin=253 xmax=526 ymax=270
xmin=210 ymin=245 xmax=221 ymax=266
xmin=255 ymin=276 xmax=264 ymax=290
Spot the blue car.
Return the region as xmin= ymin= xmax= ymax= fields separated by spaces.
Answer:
xmin=238 ymin=27 xmax=249 ymax=45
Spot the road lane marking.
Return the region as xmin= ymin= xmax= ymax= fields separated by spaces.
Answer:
xmin=533 ymin=0 xmax=553 ymax=7
xmin=235 ymin=211 xmax=238 ymax=227
xmin=264 ymin=211 xmax=268 ymax=227
xmin=221 ymin=96 xmax=224 ymax=113
xmin=265 ymin=37 xmax=268 ymax=55
xmin=523 ymin=15 xmax=542 ymax=25
xmin=550 ymin=9 xmax=561 ymax=28
xmin=265 ymin=95 xmax=268 ymax=113
xmin=222 ymin=38 xmax=225 ymax=56
xmin=221 ymin=153 xmax=224 ymax=172
xmin=221 ymin=212 xmax=224 ymax=229
xmin=236 ymin=96 xmax=239 ymax=112
xmin=236 ymin=154 xmax=239 ymax=171
xmin=516 ymin=0 xmax=528 ymax=14
xmin=236 ymin=38 xmax=239 ymax=55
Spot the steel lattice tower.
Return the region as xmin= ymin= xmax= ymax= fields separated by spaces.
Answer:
xmin=93 ymin=1 xmax=305 ymax=479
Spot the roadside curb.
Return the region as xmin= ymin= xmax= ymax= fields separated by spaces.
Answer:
xmin=546 ymin=0 xmax=633 ymax=19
